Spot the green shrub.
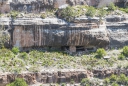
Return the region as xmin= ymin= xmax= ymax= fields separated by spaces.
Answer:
xmin=110 ymin=74 xmax=117 ymax=82
xmin=104 ymin=78 xmax=110 ymax=85
xmin=119 ymin=8 xmax=128 ymax=13
xmin=86 ymin=6 xmax=96 ymax=17
xmin=0 ymin=13 xmax=1 ymax=17
xmin=98 ymin=8 xmax=107 ymax=17
xmin=40 ymin=13 xmax=46 ymax=19
xmin=10 ymin=11 xmax=19 ymax=18
xmin=80 ymin=78 xmax=90 ymax=86
xmin=12 ymin=47 xmax=19 ymax=54
xmin=122 ymin=46 xmax=128 ymax=57
xmin=118 ymin=54 xmax=125 ymax=60
xmin=108 ymin=3 xmax=116 ymax=11
xmin=18 ymin=52 xmax=28 ymax=59
xmin=6 ymin=78 xmax=28 ymax=86
xmin=117 ymin=74 xmax=128 ymax=85
xmin=95 ymin=48 xmax=106 ymax=58
xmin=70 ymin=79 xmax=75 ymax=84
xmin=0 ymin=30 xmax=10 ymax=48
xmin=61 ymin=83 xmax=66 ymax=86
xmin=0 ymin=48 xmax=14 ymax=57
xmin=60 ymin=6 xmax=75 ymax=22
xmin=58 ymin=6 xmax=97 ymax=21
xmin=111 ymin=82 xmax=119 ymax=86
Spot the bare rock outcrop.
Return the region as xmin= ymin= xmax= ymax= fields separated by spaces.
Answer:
xmin=93 ymin=68 xmax=128 ymax=79
xmin=1 ymin=13 xmax=128 ymax=50
xmin=0 ymin=0 xmax=10 ymax=13
xmin=0 ymin=70 xmax=91 ymax=85
xmin=0 ymin=17 xmax=109 ymax=49
xmin=11 ymin=17 xmax=109 ymax=48
xmin=0 ymin=69 xmax=128 ymax=85
xmin=66 ymin=0 xmax=88 ymax=6
xmin=106 ymin=15 xmax=128 ymax=48
xmin=1 ymin=0 xmax=127 ymax=13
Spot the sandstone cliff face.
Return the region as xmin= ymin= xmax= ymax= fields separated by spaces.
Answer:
xmin=0 ymin=0 xmax=10 ymax=13
xmin=97 ymin=0 xmax=116 ymax=7
xmin=66 ymin=0 xmax=88 ymax=6
xmin=106 ymin=15 xmax=128 ymax=48
xmin=1 ymin=13 xmax=128 ymax=50
xmin=1 ymin=14 xmax=128 ymax=49
xmin=0 ymin=69 xmax=128 ymax=85
xmin=66 ymin=0 xmax=127 ymax=7
xmin=0 ymin=70 xmax=91 ymax=85
xmin=0 ymin=17 xmax=109 ymax=49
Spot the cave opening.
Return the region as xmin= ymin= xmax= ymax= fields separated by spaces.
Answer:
xmin=61 ymin=46 xmax=69 ymax=51
xmin=76 ymin=46 xmax=85 ymax=51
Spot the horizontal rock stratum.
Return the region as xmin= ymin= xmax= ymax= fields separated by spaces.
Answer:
xmin=0 ymin=0 xmax=127 ymax=13
xmin=1 ymin=14 xmax=128 ymax=50
xmin=0 ymin=69 xmax=128 ymax=85
xmin=0 ymin=17 xmax=110 ymax=51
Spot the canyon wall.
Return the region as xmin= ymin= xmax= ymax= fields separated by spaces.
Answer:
xmin=0 ymin=17 xmax=110 ymax=49
xmin=12 ymin=18 xmax=109 ymax=49
xmin=0 ymin=69 xmax=128 ymax=86
xmin=106 ymin=15 xmax=128 ymax=48
xmin=1 ymin=15 xmax=128 ymax=50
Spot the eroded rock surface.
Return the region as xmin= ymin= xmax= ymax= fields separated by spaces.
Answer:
xmin=0 ymin=0 xmax=127 ymax=13
xmin=1 ymin=14 xmax=128 ymax=49
xmin=0 ymin=69 xmax=128 ymax=85
xmin=0 ymin=17 xmax=109 ymax=49
xmin=106 ymin=15 xmax=128 ymax=48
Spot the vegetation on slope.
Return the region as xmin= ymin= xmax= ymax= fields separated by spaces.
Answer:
xmin=57 ymin=5 xmax=97 ymax=22
xmin=0 ymin=25 xmax=10 ymax=48
xmin=1 ymin=3 xmax=128 ymax=85
xmin=56 ymin=3 xmax=127 ymax=22
xmin=0 ymin=46 xmax=127 ymax=74
xmin=95 ymin=48 xmax=106 ymax=58
xmin=118 ymin=46 xmax=128 ymax=60
xmin=80 ymin=74 xmax=128 ymax=86
xmin=9 ymin=11 xmax=19 ymax=18
xmin=6 ymin=78 xmax=28 ymax=86
xmin=1 ymin=2 xmax=128 ymax=23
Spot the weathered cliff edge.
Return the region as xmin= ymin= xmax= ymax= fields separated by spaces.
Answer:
xmin=0 ymin=16 xmax=109 ymax=52
xmin=1 ymin=15 xmax=128 ymax=50
xmin=106 ymin=15 xmax=128 ymax=48
xmin=0 ymin=69 xmax=128 ymax=86
xmin=0 ymin=0 xmax=127 ymax=13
